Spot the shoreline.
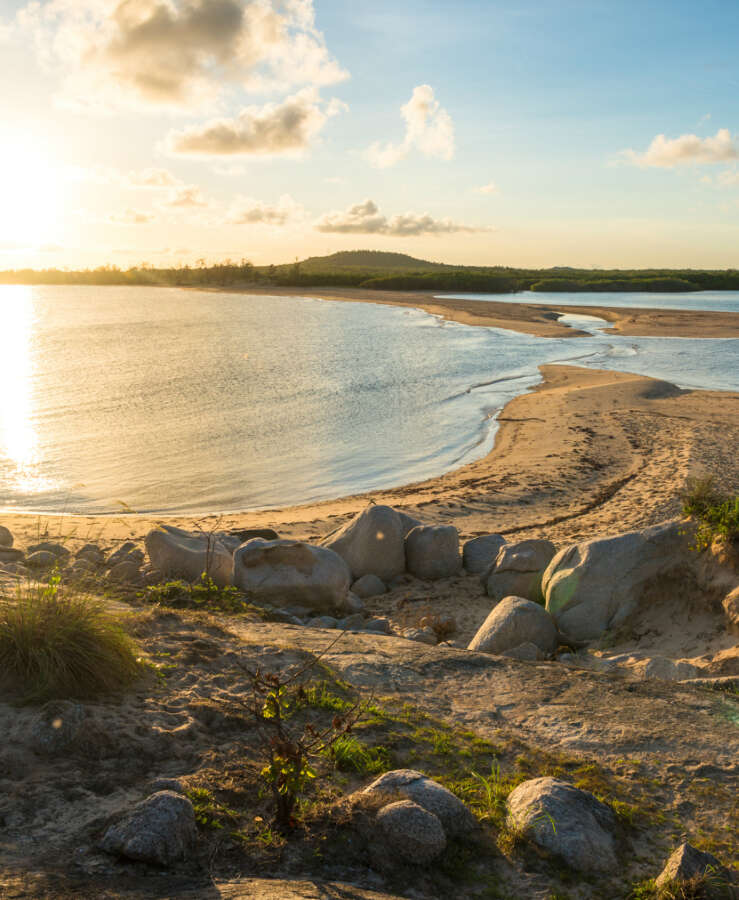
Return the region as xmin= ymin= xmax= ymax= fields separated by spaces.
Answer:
xmin=3 ymin=364 xmax=738 ymax=553
xmin=203 ymin=285 xmax=739 ymax=340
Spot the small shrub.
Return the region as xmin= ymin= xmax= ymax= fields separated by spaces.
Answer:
xmin=143 ymin=574 xmax=250 ymax=614
xmin=681 ymin=476 xmax=739 ymax=550
xmin=0 ymin=572 xmax=141 ymax=702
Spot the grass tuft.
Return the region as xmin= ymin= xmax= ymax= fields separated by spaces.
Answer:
xmin=681 ymin=476 xmax=739 ymax=550
xmin=0 ymin=573 xmax=142 ymax=702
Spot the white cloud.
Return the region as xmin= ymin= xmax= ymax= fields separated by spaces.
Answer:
xmin=127 ymin=167 xmax=181 ymax=188
xmin=107 ymin=208 xmax=155 ymax=225
xmin=160 ymin=185 xmax=209 ymax=208
xmin=315 ymin=199 xmax=483 ymax=236
xmin=165 ymin=88 xmax=344 ymax=157
xmin=227 ymin=194 xmax=304 ymax=225
xmin=718 ymin=169 xmax=739 ymax=187
xmin=476 ymin=181 xmax=498 ymax=195
xmin=15 ymin=0 xmax=348 ymax=111
xmin=623 ymin=128 xmax=739 ymax=167
xmin=366 ymin=85 xmax=455 ymax=168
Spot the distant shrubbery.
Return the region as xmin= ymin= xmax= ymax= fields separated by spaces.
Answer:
xmin=681 ymin=476 xmax=739 ymax=550
xmin=3 ymin=250 xmax=739 ymax=292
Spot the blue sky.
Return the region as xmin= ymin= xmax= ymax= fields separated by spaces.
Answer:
xmin=0 ymin=0 xmax=737 ymax=268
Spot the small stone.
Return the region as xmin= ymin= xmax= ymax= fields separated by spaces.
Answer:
xmin=655 ymin=842 xmax=735 ymax=896
xmin=342 ymin=591 xmax=365 ymax=614
xmin=0 ymin=547 xmax=24 ymax=563
xmin=376 ymin=800 xmax=446 ymax=863
xmin=468 ymin=596 xmax=558 ymax=656
xmin=307 ymin=615 xmax=338 ymax=629
xmin=107 ymin=560 xmax=143 ymax=584
xmin=106 ymin=541 xmax=137 ymax=567
xmin=76 ymin=544 xmax=106 ymax=566
xmin=28 ymin=541 xmax=70 ymax=558
xmin=404 ymin=628 xmax=437 ymax=646
xmin=351 ymin=574 xmax=387 ymax=599
xmin=337 ymin=613 xmax=366 ymax=630
xmin=0 ymin=525 xmax=13 ymax=548
xmin=229 ymin=527 xmax=280 ymax=543
xmin=26 ymin=550 xmax=59 ymax=570
xmin=364 ymin=769 xmax=476 ymax=836
xmin=99 ymin=791 xmax=197 ymax=866
xmin=364 ymin=617 xmax=392 ymax=634
xmin=503 ymin=641 xmax=545 ymax=661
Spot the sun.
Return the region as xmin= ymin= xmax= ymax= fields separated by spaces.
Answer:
xmin=0 ymin=131 xmax=63 ymax=246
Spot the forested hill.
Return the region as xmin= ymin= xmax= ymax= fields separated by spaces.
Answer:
xmin=2 ymin=253 xmax=739 ymax=292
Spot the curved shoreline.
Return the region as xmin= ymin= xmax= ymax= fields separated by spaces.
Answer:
xmin=3 ymin=365 xmax=738 ymax=553
xmin=204 ymin=285 xmax=739 ymax=339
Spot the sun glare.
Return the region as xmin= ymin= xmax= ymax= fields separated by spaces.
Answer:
xmin=0 ymin=132 xmax=62 ymax=245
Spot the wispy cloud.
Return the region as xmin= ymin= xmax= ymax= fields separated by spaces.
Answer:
xmin=227 ymin=194 xmax=304 ymax=225
xmin=16 ymin=0 xmax=348 ymax=111
xmin=315 ymin=199 xmax=483 ymax=236
xmin=366 ymin=85 xmax=454 ymax=168
xmin=107 ymin=208 xmax=155 ymax=225
xmin=160 ymin=185 xmax=209 ymax=208
xmin=165 ymin=89 xmax=346 ymax=157
xmin=476 ymin=181 xmax=499 ymax=195
xmin=622 ymin=128 xmax=738 ymax=167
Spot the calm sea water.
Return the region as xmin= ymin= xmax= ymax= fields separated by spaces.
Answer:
xmin=1 ymin=285 xmax=737 ymax=514
xmin=440 ymin=289 xmax=739 ymax=313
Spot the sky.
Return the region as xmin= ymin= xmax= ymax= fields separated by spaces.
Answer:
xmin=0 ymin=0 xmax=738 ymax=270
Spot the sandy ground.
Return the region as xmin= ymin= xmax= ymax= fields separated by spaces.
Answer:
xmin=200 ymin=285 xmax=739 ymax=339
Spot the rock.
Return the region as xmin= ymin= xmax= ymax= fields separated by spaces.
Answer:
xmin=363 ymin=769 xmax=476 ymax=837
xmin=655 ymin=842 xmax=735 ymax=896
xmin=0 ymin=525 xmax=13 ymax=548
xmin=363 ymin=617 xmax=392 ymax=635
xmin=337 ymin=613 xmax=366 ymax=630
xmin=405 ymin=525 xmax=461 ymax=580
xmin=404 ymin=627 xmax=437 ymax=646
xmin=308 ymin=615 xmax=338 ymax=629
xmin=641 ymin=657 xmax=700 ymax=681
xmin=323 ymin=505 xmax=420 ymax=581
xmin=351 ymin=574 xmax=387 ymax=599
xmin=149 ymin=778 xmax=187 ymax=794
xmin=463 ymin=534 xmax=506 ymax=574
xmin=233 ymin=539 xmax=350 ymax=613
xmin=506 ymin=777 xmax=619 ymax=873
xmin=543 ymin=520 xmax=693 ymax=640
xmin=28 ymin=541 xmax=70 ymax=559
xmin=99 ymin=791 xmax=197 ymax=866
xmin=106 ymin=541 xmax=137 ymax=567
xmin=145 ymin=525 xmax=234 ymax=587
xmin=228 ymin=527 xmax=280 ymax=543
xmin=723 ymin=586 xmax=739 ymax=630
xmin=26 ymin=550 xmax=59 ymax=570
xmin=342 ymin=591 xmax=365 ymax=614
xmin=0 ymin=547 xmax=24 ymax=563
xmin=484 ymin=539 xmax=556 ymax=603
xmin=468 ymin=596 xmax=558 ymax=656
xmin=503 ymin=641 xmax=546 ymax=661
xmin=375 ymin=800 xmax=446 ymax=863
xmin=30 ymin=701 xmax=86 ymax=755
xmin=107 ymin=560 xmax=143 ymax=585
xmin=76 ymin=543 xmax=105 ymax=565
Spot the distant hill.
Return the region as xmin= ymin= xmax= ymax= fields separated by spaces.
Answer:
xmin=286 ymin=250 xmax=454 ymax=272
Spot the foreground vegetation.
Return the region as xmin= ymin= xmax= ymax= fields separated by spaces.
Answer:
xmin=681 ymin=476 xmax=739 ymax=551
xmin=3 ymin=249 xmax=739 ymax=292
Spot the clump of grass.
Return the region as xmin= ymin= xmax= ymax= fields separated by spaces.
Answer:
xmin=0 ymin=572 xmax=142 ymax=702
xmin=681 ymin=476 xmax=739 ymax=550
xmin=327 ymin=734 xmax=390 ymax=774
xmin=142 ymin=574 xmax=251 ymax=614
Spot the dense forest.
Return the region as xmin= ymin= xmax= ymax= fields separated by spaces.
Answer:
xmin=2 ymin=250 xmax=739 ymax=292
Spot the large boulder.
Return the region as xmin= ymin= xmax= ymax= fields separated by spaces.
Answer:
xmin=99 ymin=791 xmax=197 ymax=865
xmin=468 ymin=596 xmax=558 ymax=656
xmin=655 ymin=842 xmax=736 ymax=896
xmin=484 ymin=539 xmax=556 ymax=603
xmin=145 ymin=525 xmax=234 ymax=587
xmin=405 ymin=525 xmax=461 ymax=580
xmin=362 ymin=769 xmax=475 ymax=836
xmin=506 ymin=777 xmax=619 ymax=873
xmin=375 ymin=800 xmax=446 ymax=863
xmin=233 ymin=539 xmax=350 ymax=613
xmin=323 ymin=506 xmax=420 ymax=581
xmin=463 ymin=534 xmax=506 ymax=575
xmin=543 ymin=520 xmax=692 ymax=640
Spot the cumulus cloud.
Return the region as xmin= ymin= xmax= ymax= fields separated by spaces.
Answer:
xmin=315 ymin=200 xmax=481 ymax=236
xmin=161 ymin=184 xmax=209 ymax=207
xmin=165 ymin=88 xmax=344 ymax=157
xmin=16 ymin=0 xmax=347 ymax=110
xmin=623 ymin=128 xmax=739 ymax=167
xmin=366 ymin=85 xmax=455 ymax=168
xmin=227 ymin=194 xmax=304 ymax=225
xmin=476 ymin=181 xmax=498 ymax=195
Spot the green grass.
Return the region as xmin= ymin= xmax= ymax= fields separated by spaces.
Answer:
xmin=327 ymin=734 xmax=390 ymax=775
xmin=141 ymin=576 xmax=253 ymax=614
xmin=0 ymin=574 xmax=142 ymax=702
xmin=681 ymin=476 xmax=739 ymax=550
